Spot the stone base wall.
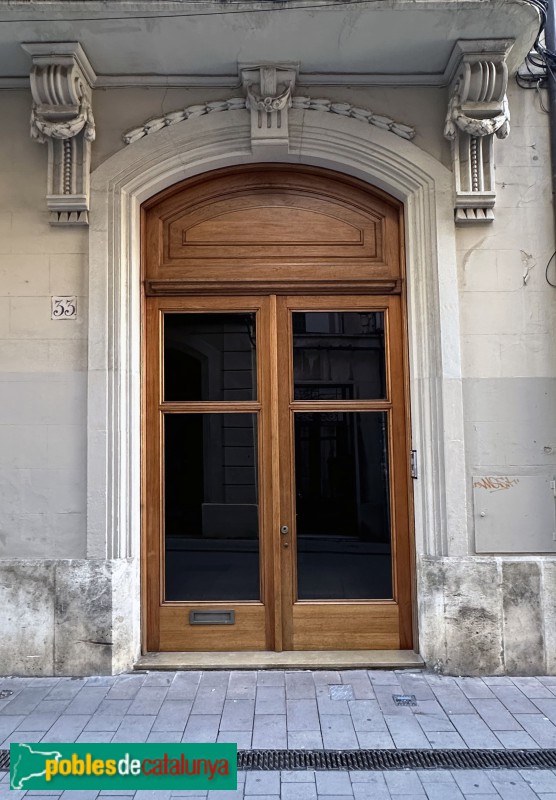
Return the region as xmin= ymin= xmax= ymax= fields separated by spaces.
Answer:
xmin=419 ymin=555 xmax=556 ymax=676
xmin=0 ymin=558 xmax=139 ymax=676
xmin=2 ymin=554 xmax=556 ymax=677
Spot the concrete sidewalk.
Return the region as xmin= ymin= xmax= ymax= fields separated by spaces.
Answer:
xmin=2 ymin=669 xmax=556 ymax=799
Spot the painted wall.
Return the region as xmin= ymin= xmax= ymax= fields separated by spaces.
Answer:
xmin=91 ymin=85 xmax=450 ymax=170
xmin=0 ymin=83 xmax=450 ymax=564
xmin=419 ymin=81 xmax=556 ymax=676
xmin=0 ymin=91 xmax=88 ymax=561
xmin=0 ymin=77 xmax=555 ymax=675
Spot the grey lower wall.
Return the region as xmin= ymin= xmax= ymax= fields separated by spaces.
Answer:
xmin=419 ymin=555 xmax=556 ymax=676
xmin=0 ymin=558 xmax=139 ymax=676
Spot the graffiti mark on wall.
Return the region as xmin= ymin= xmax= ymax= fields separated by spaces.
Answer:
xmin=473 ymin=476 xmax=520 ymax=493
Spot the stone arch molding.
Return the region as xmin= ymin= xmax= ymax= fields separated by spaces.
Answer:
xmin=87 ymin=108 xmax=467 ymax=665
xmin=122 ymin=95 xmax=416 ymax=145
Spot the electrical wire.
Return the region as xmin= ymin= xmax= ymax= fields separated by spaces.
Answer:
xmin=0 ymin=0 xmax=399 ymax=22
xmin=517 ymin=0 xmax=556 ymax=91
xmin=519 ymin=1 xmax=556 ymax=288
xmin=546 ymin=251 xmax=556 ymax=287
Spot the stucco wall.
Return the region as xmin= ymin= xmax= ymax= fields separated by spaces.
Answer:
xmin=458 ymin=81 xmax=556 ymax=547
xmin=0 ymin=82 xmax=451 ymax=566
xmin=418 ymin=82 xmax=556 ymax=675
xmin=91 ymin=84 xmax=450 ymax=170
xmin=0 ymin=91 xmax=88 ymax=561
xmin=1 ymin=77 xmax=555 ymax=675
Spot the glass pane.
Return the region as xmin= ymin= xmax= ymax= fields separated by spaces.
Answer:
xmin=294 ymin=411 xmax=391 ymax=600
xmin=164 ymin=313 xmax=257 ymax=401
xmin=164 ymin=413 xmax=259 ymax=601
xmin=293 ymin=312 xmax=386 ymax=400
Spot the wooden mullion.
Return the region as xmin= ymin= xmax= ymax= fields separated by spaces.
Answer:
xmin=144 ymin=301 xmax=162 ymax=651
xmin=290 ymin=401 xmax=392 ymax=412
xmin=160 ymin=402 xmax=261 ymax=413
xmin=386 ymin=298 xmax=413 ymax=649
xmin=276 ymin=295 xmax=295 ymax=650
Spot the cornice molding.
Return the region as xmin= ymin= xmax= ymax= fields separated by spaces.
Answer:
xmin=0 ymin=65 xmax=518 ymax=91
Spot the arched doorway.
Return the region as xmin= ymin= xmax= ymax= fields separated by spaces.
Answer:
xmin=143 ymin=164 xmax=414 ymax=653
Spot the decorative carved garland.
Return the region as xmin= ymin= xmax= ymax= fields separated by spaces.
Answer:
xmin=31 ymin=97 xmax=96 ymax=144
xmin=122 ymin=95 xmax=416 ymax=145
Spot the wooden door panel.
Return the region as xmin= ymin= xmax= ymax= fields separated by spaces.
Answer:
xmin=276 ymin=295 xmax=413 ymax=651
xmin=159 ymin=605 xmax=267 ymax=651
xmin=144 ymin=165 xmax=401 ymax=288
xmin=142 ymin=167 xmax=413 ymax=655
xmin=291 ymin=604 xmax=400 ymax=650
xmin=145 ymin=296 xmax=277 ymax=653
xmin=170 ymin=196 xmax=378 ymax=251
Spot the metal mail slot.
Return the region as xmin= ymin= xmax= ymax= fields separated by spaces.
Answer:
xmin=189 ymin=610 xmax=235 ymax=625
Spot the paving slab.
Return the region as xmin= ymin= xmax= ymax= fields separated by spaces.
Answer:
xmin=455 ymin=679 xmax=495 ymax=700
xmin=449 ymin=714 xmax=503 ymax=748
xmin=452 ymin=769 xmax=498 ymax=795
xmin=255 ymin=686 xmax=286 ymax=715
xmin=251 ymin=714 xmax=287 ymax=748
xmin=220 ymin=699 xmax=255 ymax=732
xmin=244 ymin=771 xmax=280 ymax=795
xmin=490 ymin=686 xmax=540 ymax=714
xmin=65 ymin=687 xmax=109 ymax=715
xmin=469 ymin=698 xmax=524 ymax=731
xmin=288 ymin=730 xmax=324 ymax=749
xmin=111 ymin=714 xmax=156 ymax=742
xmin=384 ymin=713 xmax=431 ymax=748
xmin=315 ymin=771 xmax=352 ymax=794
xmin=320 ymin=714 xmax=359 ymax=749
xmin=228 ymin=673 xmax=257 ymax=701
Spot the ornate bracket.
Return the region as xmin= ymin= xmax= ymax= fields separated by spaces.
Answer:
xmin=22 ymin=42 xmax=96 ymax=226
xmin=240 ymin=64 xmax=298 ymax=151
xmin=444 ymin=40 xmax=513 ymax=225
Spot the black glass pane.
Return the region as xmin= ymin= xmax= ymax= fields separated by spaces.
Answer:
xmin=164 ymin=413 xmax=259 ymax=601
xmin=164 ymin=313 xmax=257 ymax=401
xmin=295 ymin=411 xmax=391 ymax=600
xmin=293 ymin=312 xmax=386 ymax=400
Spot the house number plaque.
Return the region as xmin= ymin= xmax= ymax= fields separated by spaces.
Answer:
xmin=51 ymin=296 xmax=77 ymax=320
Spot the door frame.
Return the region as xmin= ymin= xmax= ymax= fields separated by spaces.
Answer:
xmin=144 ymin=292 xmax=413 ymax=653
xmin=87 ymin=109 xmax=466 ymax=670
xmin=141 ymin=165 xmax=415 ymax=654
xmin=277 ymin=294 xmax=413 ymax=651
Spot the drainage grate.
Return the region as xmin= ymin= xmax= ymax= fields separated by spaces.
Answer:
xmin=3 ymin=748 xmax=556 ymax=773
xmin=237 ymin=749 xmax=556 ymax=771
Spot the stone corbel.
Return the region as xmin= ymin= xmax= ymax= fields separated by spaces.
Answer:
xmin=22 ymin=42 xmax=96 ymax=226
xmin=444 ymin=40 xmax=513 ymax=225
xmin=240 ymin=64 xmax=298 ymax=152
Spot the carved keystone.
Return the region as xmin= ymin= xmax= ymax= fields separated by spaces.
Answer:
xmin=444 ymin=40 xmax=513 ymax=225
xmin=240 ymin=64 xmax=298 ymax=152
xmin=22 ymin=42 xmax=96 ymax=226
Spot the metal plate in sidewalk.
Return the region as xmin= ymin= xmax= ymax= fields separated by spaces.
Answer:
xmin=393 ymin=693 xmax=417 ymax=706
xmin=329 ymin=685 xmax=355 ymax=700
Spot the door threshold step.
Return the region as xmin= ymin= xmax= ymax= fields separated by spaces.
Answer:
xmin=135 ymin=650 xmax=424 ymax=671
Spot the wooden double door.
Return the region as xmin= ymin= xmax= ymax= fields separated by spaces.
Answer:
xmin=143 ymin=165 xmax=413 ymax=653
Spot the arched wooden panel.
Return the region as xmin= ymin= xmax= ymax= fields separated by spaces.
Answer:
xmin=143 ymin=165 xmax=403 ymax=294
